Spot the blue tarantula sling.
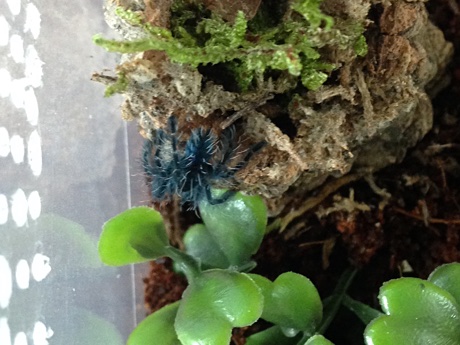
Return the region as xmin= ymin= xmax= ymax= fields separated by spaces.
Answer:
xmin=142 ymin=116 xmax=265 ymax=209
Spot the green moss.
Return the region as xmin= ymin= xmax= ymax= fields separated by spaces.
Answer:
xmin=94 ymin=0 xmax=367 ymax=93
xmin=104 ymin=72 xmax=129 ymax=97
xmin=290 ymin=0 xmax=334 ymax=30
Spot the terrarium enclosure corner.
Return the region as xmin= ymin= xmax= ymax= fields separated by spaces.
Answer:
xmin=90 ymin=0 xmax=460 ymax=344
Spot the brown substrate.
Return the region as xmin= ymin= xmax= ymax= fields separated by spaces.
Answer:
xmin=143 ymin=2 xmax=460 ymax=344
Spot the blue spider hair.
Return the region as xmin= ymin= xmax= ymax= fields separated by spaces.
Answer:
xmin=142 ymin=116 xmax=265 ymax=209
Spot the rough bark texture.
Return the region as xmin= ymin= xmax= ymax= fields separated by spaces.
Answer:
xmin=96 ymin=0 xmax=453 ymax=216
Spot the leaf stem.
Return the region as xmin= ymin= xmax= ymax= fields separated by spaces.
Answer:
xmin=295 ymin=267 xmax=357 ymax=345
xmin=317 ymin=267 xmax=358 ymax=334
xmin=342 ymin=294 xmax=383 ymax=325
xmin=165 ymin=246 xmax=201 ymax=283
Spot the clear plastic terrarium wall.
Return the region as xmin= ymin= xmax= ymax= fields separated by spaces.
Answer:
xmin=0 ymin=1 xmax=146 ymax=344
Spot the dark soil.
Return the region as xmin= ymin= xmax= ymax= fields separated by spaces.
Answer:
xmin=143 ymin=1 xmax=460 ymax=344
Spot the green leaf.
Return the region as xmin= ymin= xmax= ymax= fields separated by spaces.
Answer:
xmin=98 ymin=206 xmax=169 ymax=266
xmin=249 ymin=272 xmax=323 ymax=336
xmin=183 ymin=224 xmax=230 ymax=269
xmin=128 ymin=302 xmax=181 ymax=345
xmin=364 ymin=277 xmax=460 ymax=345
xmin=50 ymin=306 xmax=124 ymax=345
xmin=304 ymin=334 xmax=335 ymax=345
xmin=245 ymin=325 xmax=301 ymax=345
xmin=36 ymin=213 xmax=101 ymax=268
xmin=194 ymin=191 xmax=267 ymax=269
xmin=428 ymin=262 xmax=460 ymax=305
xmin=342 ymin=295 xmax=383 ymax=325
xmin=175 ymin=269 xmax=263 ymax=345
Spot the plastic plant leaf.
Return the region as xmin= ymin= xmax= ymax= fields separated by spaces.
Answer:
xmin=249 ymin=272 xmax=323 ymax=336
xmin=98 ymin=206 xmax=169 ymax=266
xmin=364 ymin=277 xmax=460 ymax=345
xmin=128 ymin=302 xmax=181 ymax=345
xmin=304 ymin=334 xmax=335 ymax=345
xmin=183 ymin=224 xmax=230 ymax=269
xmin=175 ymin=269 xmax=263 ymax=345
xmin=245 ymin=325 xmax=301 ymax=345
xmin=196 ymin=191 xmax=267 ymax=268
xmin=428 ymin=262 xmax=460 ymax=305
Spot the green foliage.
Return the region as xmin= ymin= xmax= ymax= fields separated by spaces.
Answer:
xmin=249 ymin=272 xmax=322 ymax=337
xmin=127 ymin=302 xmax=181 ymax=345
xmin=98 ymin=206 xmax=169 ymax=265
xmin=341 ymin=295 xmax=383 ymax=325
xmin=36 ymin=213 xmax=102 ymax=268
xmin=98 ymin=191 xmax=337 ymax=345
xmin=364 ymin=263 xmax=460 ymax=345
xmin=103 ymin=73 xmax=128 ymax=97
xmin=94 ymin=0 xmax=367 ymax=92
xmin=183 ymin=223 xmax=230 ymax=269
xmin=428 ymin=261 xmax=460 ymax=304
xmin=190 ymin=190 xmax=266 ymax=269
xmin=290 ymin=0 xmax=333 ymax=30
xmin=99 ymin=191 xmax=460 ymax=344
xmin=175 ymin=270 xmax=264 ymax=345
xmin=245 ymin=325 xmax=303 ymax=345
xmin=304 ymin=334 xmax=335 ymax=345
xmin=56 ymin=307 xmax=124 ymax=345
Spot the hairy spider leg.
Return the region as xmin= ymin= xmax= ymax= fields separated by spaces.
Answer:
xmin=205 ymin=186 xmax=236 ymax=205
xmin=150 ymin=130 xmax=171 ymax=199
xmin=231 ymin=140 xmax=266 ymax=172
xmin=142 ymin=137 xmax=165 ymax=198
xmin=179 ymin=128 xmax=216 ymax=199
xmin=219 ymin=126 xmax=238 ymax=167
xmin=167 ymin=117 xmax=185 ymax=197
xmin=143 ymin=119 xmax=182 ymax=202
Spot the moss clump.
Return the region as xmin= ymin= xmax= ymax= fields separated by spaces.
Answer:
xmin=94 ymin=0 xmax=367 ymax=93
xmin=103 ymin=72 xmax=129 ymax=97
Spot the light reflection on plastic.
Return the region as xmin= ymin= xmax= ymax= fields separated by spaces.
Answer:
xmin=0 ymin=15 xmax=10 ymax=46
xmin=9 ymin=34 xmax=24 ymax=63
xmin=32 ymin=322 xmax=53 ymax=345
xmin=0 ymin=317 xmax=12 ymax=345
xmin=0 ymin=68 xmax=12 ymax=98
xmin=0 ymin=127 xmax=10 ymax=157
xmin=31 ymin=254 xmax=51 ymax=282
xmin=0 ymin=256 xmax=13 ymax=309
xmin=27 ymin=130 xmax=42 ymax=176
xmin=24 ymin=3 xmax=41 ymax=39
xmin=0 ymin=194 xmax=8 ymax=225
xmin=1 ymin=1 xmax=49 ymax=344
xmin=10 ymin=135 xmax=25 ymax=164
xmin=15 ymin=259 xmax=30 ymax=290
xmin=13 ymin=332 xmax=28 ymax=345
xmin=27 ymin=191 xmax=41 ymax=220
xmin=10 ymin=189 xmax=28 ymax=228
xmin=6 ymin=0 xmax=21 ymax=16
